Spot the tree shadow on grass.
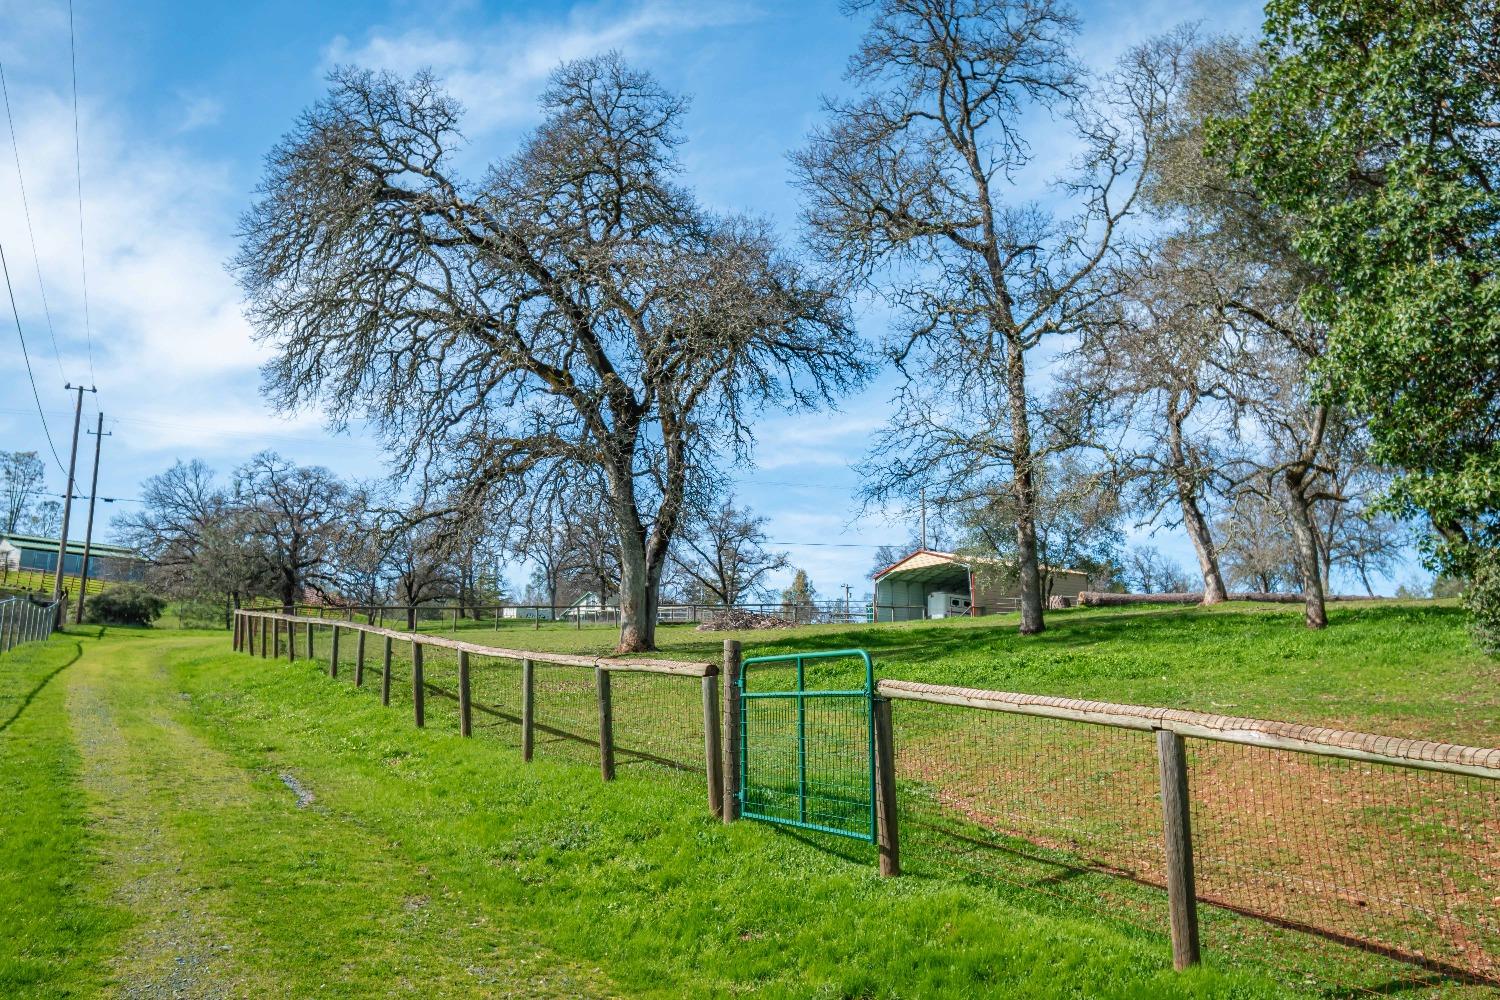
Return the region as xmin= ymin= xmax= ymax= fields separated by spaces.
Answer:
xmin=0 ymin=638 xmax=85 ymax=734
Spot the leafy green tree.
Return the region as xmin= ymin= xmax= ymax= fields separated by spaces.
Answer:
xmin=1222 ymin=1 xmax=1500 ymax=585
xmin=780 ymin=569 xmax=817 ymax=619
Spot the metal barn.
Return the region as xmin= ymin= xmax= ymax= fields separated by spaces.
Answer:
xmin=871 ymin=549 xmax=1090 ymax=621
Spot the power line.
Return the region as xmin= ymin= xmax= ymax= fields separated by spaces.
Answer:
xmin=0 ymin=59 xmax=64 ymax=380
xmin=0 ymin=240 xmax=66 ymax=474
xmin=65 ymin=0 xmax=97 ymax=385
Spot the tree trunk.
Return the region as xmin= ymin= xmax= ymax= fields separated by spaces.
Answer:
xmin=1166 ymin=407 xmax=1227 ymax=605
xmin=1282 ymin=473 xmax=1328 ymax=629
xmin=611 ymin=456 xmax=655 ymax=651
xmin=1179 ymin=487 xmax=1228 ymax=605
xmin=616 ymin=533 xmax=652 ymax=651
xmin=1004 ymin=334 xmax=1045 ymax=635
xmin=280 ymin=571 xmax=296 ymax=616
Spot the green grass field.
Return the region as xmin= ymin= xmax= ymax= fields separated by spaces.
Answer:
xmin=2 ymin=601 xmax=1495 ymax=997
xmin=414 ymin=599 xmax=1499 ymax=743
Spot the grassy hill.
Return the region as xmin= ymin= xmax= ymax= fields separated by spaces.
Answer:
xmin=2 ymin=602 xmax=1493 ymax=997
xmin=417 ymin=599 xmax=1498 ymax=744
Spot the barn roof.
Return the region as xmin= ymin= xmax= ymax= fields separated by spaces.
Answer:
xmin=873 ymin=548 xmax=1088 ymax=581
xmin=0 ymin=533 xmax=141 ymax=560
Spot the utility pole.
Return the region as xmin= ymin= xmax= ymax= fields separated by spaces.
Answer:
xmin=74 ymin=412 xmax=110 ymax=624
xmin=51 ymin=383 xmax=95 ymax=627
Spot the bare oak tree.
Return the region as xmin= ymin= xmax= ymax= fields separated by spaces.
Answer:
xmin=232 ymin=452 xmax=349 ymax=613
xmin=234 ymin=56 xmax=866 ymax=651
xmin=1066 ymin=237 xmax=1239 ymax=602
xmin=0 ymin=450 xmax=44 ymax=534
xmin=796 ymin=2 xmax=1186 ymax=634
xmin=670 ymin=497 xmax=789 ymax=606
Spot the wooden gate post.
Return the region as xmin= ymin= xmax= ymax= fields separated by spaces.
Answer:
xmin=458 ymin=651 xmax=472 ymax=737
xmin=355 ymin=630 xmax=366 ymax=687
xmin=596 ymin=666 xmax=614 ymax=780
xmin=521 ymin=658 xmax=535 ymax=761
xmin=411 ymin=641 xmax=425 ymax=727
xmin=1156 ymin=728 xmax=1201 ymax=970
xmin=381 ymin=637 xmax=392 ymax=706
xmin=329 ymin=624 xmax=340 ymax=678
xmin=722 ymin=639 xmax=742 ymax=822
xmin=703 ymin=671 xmax=723 ymax=818
xmin=873 ymin=696 xmax=901 ymax=877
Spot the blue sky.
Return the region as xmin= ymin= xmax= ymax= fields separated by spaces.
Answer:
xmin=4 ymin=0 xmax=1395 ymax=601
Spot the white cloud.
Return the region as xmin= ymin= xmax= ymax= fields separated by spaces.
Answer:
xmin=747 ymin=405 xmax=885 ymax=471
xmin=0 ymin=73 xmax=393 ymax=492
xmin=323 ymin=0 xmax=757 ymax=132
xmin=175 ymin=92 xmax=224 ymax=132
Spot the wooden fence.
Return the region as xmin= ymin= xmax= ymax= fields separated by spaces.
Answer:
xmin=877 ymin=678 xmax=1500 ymax=983
xmin=232 ymin=608 xmax=725 ymax=815
xmin=226 ymin=613 xmax=1498 ymax=986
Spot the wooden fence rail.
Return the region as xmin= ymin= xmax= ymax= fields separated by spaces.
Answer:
xmin=232 ymin=609 xmax=722 ymax=816
xmin=876 ymin=677 xmax=1500 ymax=974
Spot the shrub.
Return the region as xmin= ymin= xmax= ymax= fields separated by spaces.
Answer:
xmin=176 ymin=598 xmax=226 ymax=629
xmin=1464 ymin=564 xmax=1500 ymax=657
xmin=84 ymin=584 xmax=167 ymax=627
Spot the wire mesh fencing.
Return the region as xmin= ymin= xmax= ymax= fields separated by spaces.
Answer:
xmin=879 ymin=679 xmax=1500 ymax=995
xmin=232 ymin=610 xmax=721 ymax=807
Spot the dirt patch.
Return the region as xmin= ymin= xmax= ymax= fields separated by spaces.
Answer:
xmin=277 ymin=771 xmax=315 ymax=808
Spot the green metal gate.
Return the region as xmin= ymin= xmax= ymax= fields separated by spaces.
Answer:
xmin=738 ymin=649 xmax=876 ymax=842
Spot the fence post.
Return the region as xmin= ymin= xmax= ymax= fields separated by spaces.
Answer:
xmin=596 ymin=666 xmax=614 ymax=781
xmin=1156 ymin=728 xmax=1201 ymax=970
xmin=287 ymin=617 xmax=296 ymax=662
xmin=521 ymin=658 xmax=534 ymax=761
xmin=232 ymin=613 xmax=241 ymax=651
xmin=722 ymin=639 xmax=742 ymax=822
xmin=703 ymin=671 xmax=723 ymax=818
xmin=261 ymin=616 xmax=269 ymax=659
xmin=873 ymin=696 xmax=901 ymax=877
xmin=329 ymin=624 xmax=340 ymax=678
xmin=411 ymin=641 xmax=425 ymax=727
xmin=458 ymin=651 xmax=472 ymax=737
xmin=355 ymin=629 xmax=366 ymax=687
xmin=381 ymin=637 xmax=392 ymax=706
xmin=306 ymin=621 xmax=315 ymax=661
